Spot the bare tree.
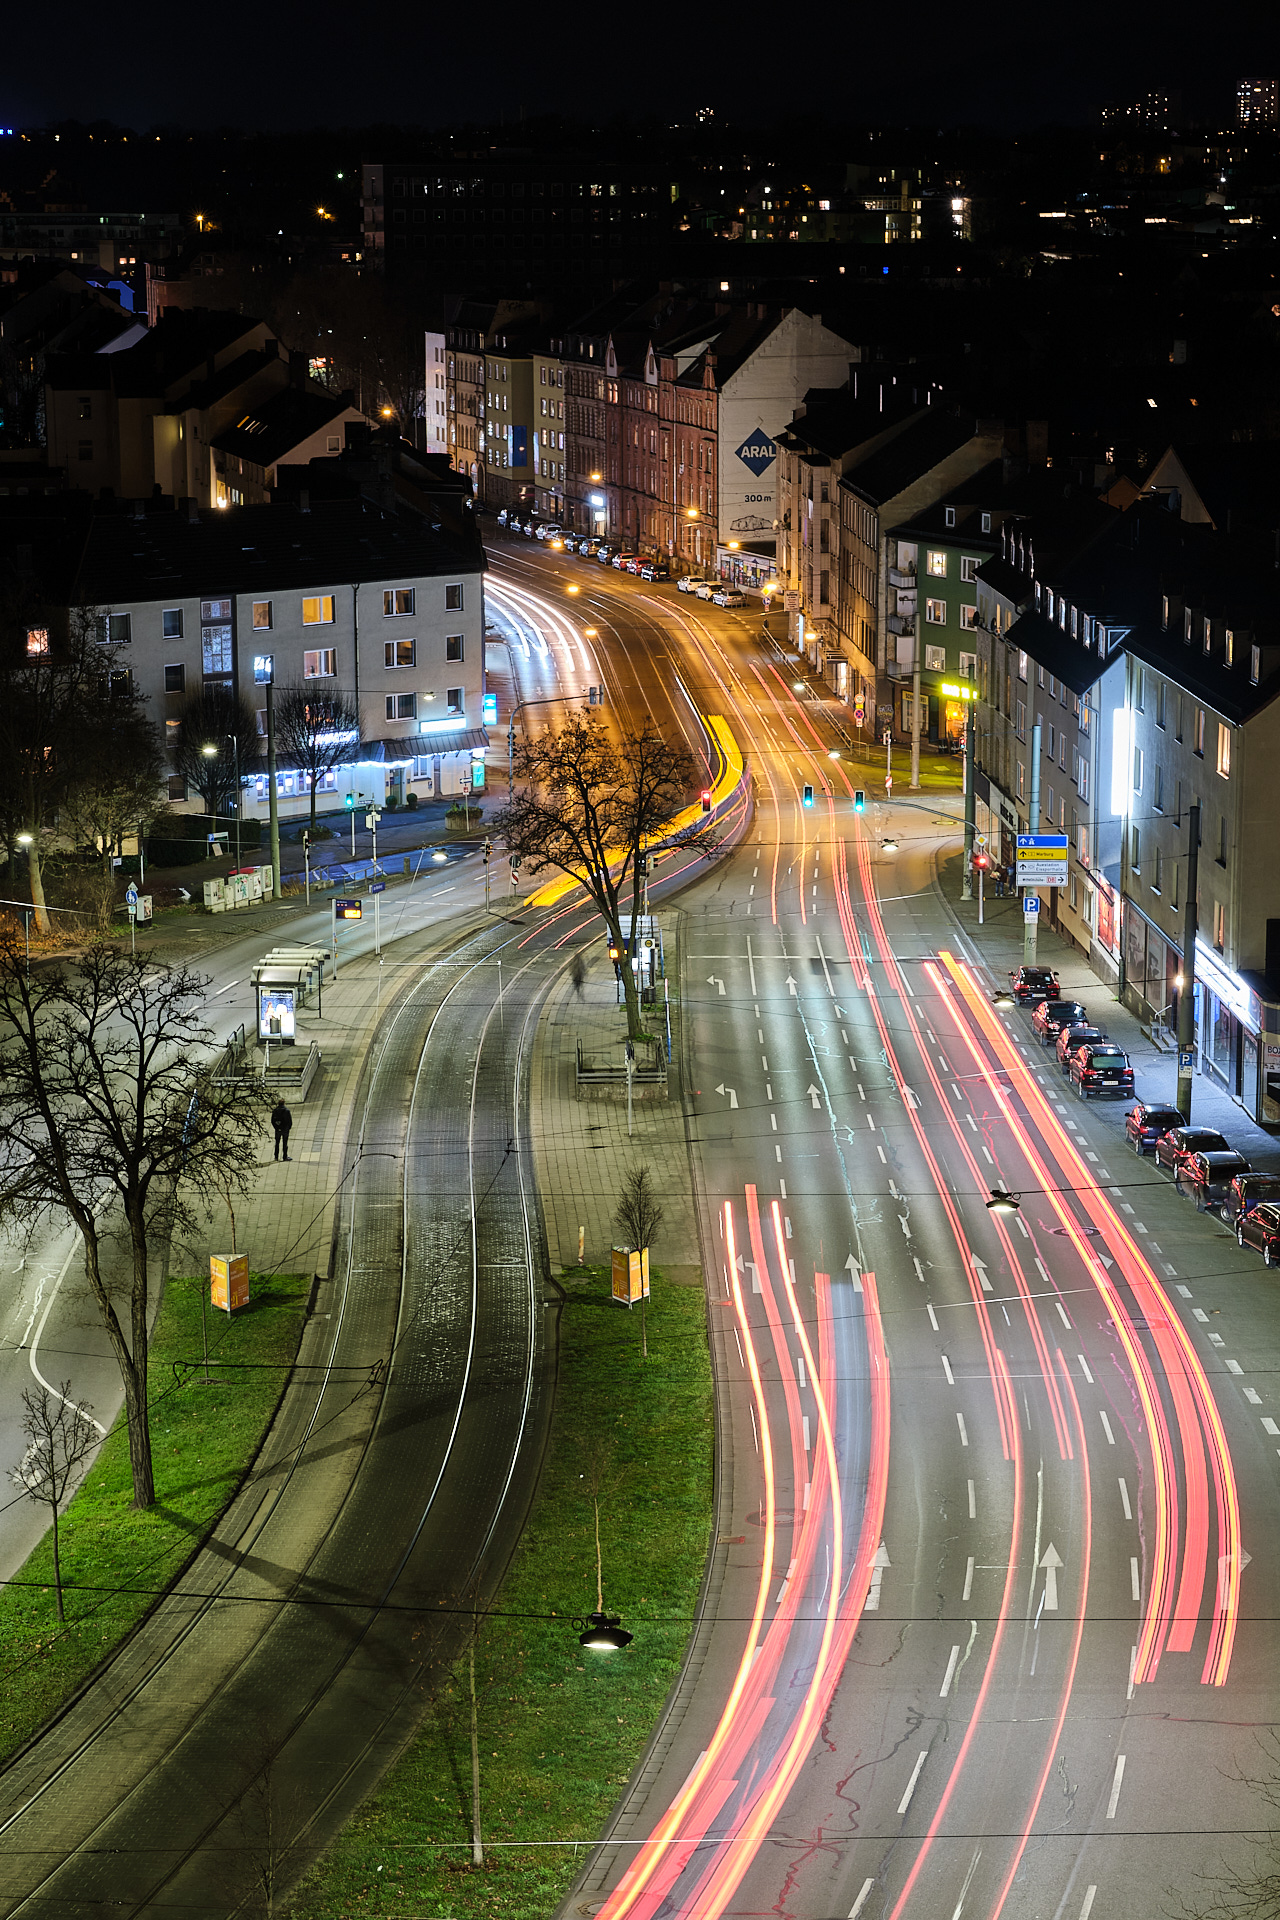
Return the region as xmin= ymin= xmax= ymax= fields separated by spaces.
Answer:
xmin=169 ymin=684 xmax=261 ymax=824
xmin=491 ymin=714 xmax=715 ymax=1041
xmin=270 ymin=682 xmax=361 ymax=833
xmin=1168 ymin=1733 xmax=1280 ymax=1919
xmin=60 ymin=717 xmax=166 ymax=930
xmin=12 ymin=1382 xmax=99 ymax=1621
xmin=0 ymin=943 xmax=266 ymax=1509
xmin=615 ymin=1164 xmax=665 ymax=1252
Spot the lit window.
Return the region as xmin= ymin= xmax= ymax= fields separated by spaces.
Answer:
xmin=1224 ymin=628 xmax=1234 ymax=666
xmin=383 ymin=588 xmax=416 ymax=616
xmin=303 ymin=648 xmax=337 ymax=678
xmin=384 ymin=639 xmax=416 ymax=668
xmin=1194 ymin=708 xmax=1206 ymax=755
xmin=303 ymin=596 xmax=336 ymax=625
xmin=252 ymin=601 xmax=272 ymax=630
xmin=446 ymin=687 xmax=465 ymax=715
xmin=927 ymin=550 xmax=947 ymax=577
xmin=960 ymin=605 xmax=979 ymax=631
xmin=1217 ymin=723 xmax=1231 ymax=779
xmin=960 ymin=556 xmax=978 ymax=583
xmin=386 ymin=692 xmax=417 ymax=720
xmin=925 ymin=644 xmax=946 ymax=670
xmin=1251 ymin=645 xmax=1261 ymax=683
xmin=926 ymin=598 xmax=946 ymax=625
xmin=959 ymin=651 xmax=977 ymax=680
xmin=1213 ymin=898 xmax=1225 ymax=951
xmin=25 ymin=628 xmax=49 ymax=656
xmin=162 ymin=609 xmax=183 ymax=640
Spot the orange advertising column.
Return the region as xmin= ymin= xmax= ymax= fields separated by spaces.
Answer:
xmin=210 ymin=1254 xmax=250 ymax=1314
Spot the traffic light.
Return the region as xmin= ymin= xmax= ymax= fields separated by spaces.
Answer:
xmin=802 ymin=784 xmax=814 ymax=808
xmin=972 ymin=850 xmax=991 ymax=873
xmin=302 ymin=830 xmax=311 ymax=851
xmin=853 ymin=790 xmax=866 ymax=813
xmin=344 ymin=794 xmax=355 ymax=811
xmin=700 ymin=788 xmax=712 ymax=814
xmin=482 ymin=839 xmax=493 ymax=864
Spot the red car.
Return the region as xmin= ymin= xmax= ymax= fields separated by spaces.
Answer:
xmin=1238 ymin=1201 xmax=1280 ymax=1265
xmin=1067 ymin=1042 xmax=1134 ymax=1098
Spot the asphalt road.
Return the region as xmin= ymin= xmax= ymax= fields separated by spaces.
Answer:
xmin=489 ymin=543 xmax=1280 ymax=1920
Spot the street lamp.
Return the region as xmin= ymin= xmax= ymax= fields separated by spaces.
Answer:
xmin=578 ymin=1611 xmax=633 ymax=1651
xmin=985 ymin=1187 xmax=1021 ymax=1214
xmin=202 ymin=734 xmax=241 ymax=873
xmin=15 ymin=832 xmax=33 ymax=971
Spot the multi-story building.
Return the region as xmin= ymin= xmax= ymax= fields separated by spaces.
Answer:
xmin=45 ymin=308 xmax=366 ymax=510
xmin=47 ymin=495 xmax=489 ymax=818
xmin=531 ymin=347 xmax=567 ymax=522
xmin=1236 ymin=77 xmax=1278 ymax=128
xmin=424 ymin=329 xmax=448 ymax=455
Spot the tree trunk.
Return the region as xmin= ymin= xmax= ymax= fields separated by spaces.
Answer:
xmin=469 ymin=1639 xmax=484 ymax=1868
xmin=27 ymin=840 xmax=50 ymax=936
xmin=127 ymin=1201 xmax=155 ymax=1509
xmin=51 ymin=1499 xmax=64 ymax=1622
xmin=309 ymin=776 xmax=318 ymax=835
xmin=77 ymin=1211 xmax=155 ymax=1510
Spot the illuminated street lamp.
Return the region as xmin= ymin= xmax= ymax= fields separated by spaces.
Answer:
xmin=202 ymin=736 xmax=242 ymax=871
xmin=985 ymin=1187 xmax=1022 ymax=1214
xmin=578 ymin=1611 xmax=633 ymax=1652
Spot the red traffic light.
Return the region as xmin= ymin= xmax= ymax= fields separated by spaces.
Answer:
xmin=972 ymin=851 xmax=991 ymax=871
xmin=700 ymin=788 xmax=712 ymax=814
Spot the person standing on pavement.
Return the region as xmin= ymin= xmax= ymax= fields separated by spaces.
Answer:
xmin=271 ymin=1100 xmax=293 ymax=1162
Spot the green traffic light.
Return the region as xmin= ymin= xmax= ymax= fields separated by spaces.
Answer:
xmin=854 ymin=790 xmax=866 ymax=812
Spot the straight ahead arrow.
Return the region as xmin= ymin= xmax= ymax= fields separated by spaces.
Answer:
xmin=1040 ymin=1543 xmax=1063 ymax=1610
xmin=844 ymin=1255 xmax=863 ymax=1291
xmin=807 ymin=1084 xmax=822 ymax=1109
xmin=786 ymin=974 xmax=798 ymax=997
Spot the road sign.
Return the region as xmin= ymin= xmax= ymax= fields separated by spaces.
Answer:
xmin=1179 ymin=1049 xmax=1195 ymax=1069
xmin=369 ymin=880 xmax=386 ymax=895
xmin=335 ymin=898 xmax=362 ymax=920
xmin=883 ymin=728 xmax=893 ymax=746
xmin=854 ymin=702 xmax=866 ymax=725
xmin=1023 ymin=895 xmax=1041 ymax=916
xmin=1016 ymin=832 xmax=1069 ymax=889
xmin=125 ymin=883 xmax=138 ymax=906
xmin=975 ymin=834 xmax=987 ymax=848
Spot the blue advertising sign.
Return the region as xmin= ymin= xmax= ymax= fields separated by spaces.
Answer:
xmin=734 ymin=431 xmax=776 ymax=477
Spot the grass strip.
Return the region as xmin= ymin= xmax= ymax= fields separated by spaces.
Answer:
xmin=0 ymin=1270 xmax=307 ymax=1764
xmin=289 ymin=1262 xmax=714 ymax=1919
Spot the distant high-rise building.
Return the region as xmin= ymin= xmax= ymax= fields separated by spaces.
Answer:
xmin=1237 ymin=77 xmax=1278 ymax=127
xmin=1101 ymin=90 xmax=1178 ymax=129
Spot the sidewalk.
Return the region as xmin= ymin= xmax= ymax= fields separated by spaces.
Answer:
xmin=934 ymin=849 xmax=1280 ymax=1175
xmin=531 ymin=913 xmax=700 ymax=1282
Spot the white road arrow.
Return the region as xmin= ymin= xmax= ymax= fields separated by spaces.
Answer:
xmin=807 ymin=1084 xmax=822 ymax=1109
xmin=970 ymin=1257 xmax=993 ymax=1294
xmin=714 ymin=1083 xmax=739 ymax=1110
xmin=1217 ymin=1548 xmax=1252 ymax=1603
xmin=707 ymin=975 xmax=726 ymax=995
xmin=786 ymin=974 xmax=798 ymax=997
xmin=866 ymin=1540 xmax=891 ymax=1610
xmin=1040 ymin=1543 xmax=1064 ymax=1610
xmin=844 ymin=1255 xmax=863 ymax=1291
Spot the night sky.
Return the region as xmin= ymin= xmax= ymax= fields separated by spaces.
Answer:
xmin=4 ymin=0 xmax=1278 ymax=132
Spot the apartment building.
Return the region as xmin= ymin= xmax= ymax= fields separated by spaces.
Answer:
xmin=70 ymin=496 xmax=488 ymax=815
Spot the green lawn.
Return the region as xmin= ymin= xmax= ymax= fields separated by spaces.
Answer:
xmin=0 ymin=1271 xmax=308 ymax=1763
xmin=289 ymin=1264 xmax=714 ymax=1920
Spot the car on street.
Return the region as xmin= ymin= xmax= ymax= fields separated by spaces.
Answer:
xmin=1067 ymin=1042 xmax=1135 ymax=1097
xmin=1009 ymin=965 xmax=1060 ymax=1004
xmin=496 ymin=508 xmax=509 ymax=528
xmin=1237 ymin=1200 xmax=1280 ymax=1264
xmin=1124 ymin=1101 xmax=1185 ymax=1155
xmin=678 ymin=573 xmax=710 ymax=594
xmin=640 ymin=561 xmax=669 ymax=581
xmin=1032 ymin=998 xmax=1088 ymax=1044
xmin=694 ymin=580 xmax=718 ymax=600
xmin=1153 ymin=1124 xmax=1233 ymax=1175
xmin=1055 ymin=1022 xmax=1108 ymax=1071
xmin=1176 ymin=1149 xmax=1252 ymax=1210
xmin=712 ymin=587 xmax=748 ymax=607
xmin=596 ymin=545 xmax=616 ymax=564
xmin=623 ymin=555 xmax=645 ymax=574
xmin=1219 ymin=1171 xmax=1280 ymax=1227
xmin=612 ymin=551 xmax=629 ymax=568
xmin=581 ymin=538 xmax=602 ymax=556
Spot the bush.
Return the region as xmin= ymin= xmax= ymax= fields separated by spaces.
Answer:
xmin=405 ymin=790 xmax=420 ymax=810
xmin=385 ymin=793 xmax=400 ymax=811
xmin=446 ymin=802 xmax=484 ymax=832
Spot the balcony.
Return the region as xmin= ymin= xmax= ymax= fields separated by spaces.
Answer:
xmin=889 ymin=566 xmax=917 ymax=589
xmin=887 ymin=614 xmax=916 ymax=637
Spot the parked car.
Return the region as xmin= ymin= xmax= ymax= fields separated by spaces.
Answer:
xmin=612 ymin=551 xmax=629 ymax=569
xmin=1009 ymin=965 xmax=1060 ymax=1005
xmin=582 ymin=538 xmax=602 ymax=556
xmin=1124 ymin=1101 xmax=1185 ymax=1155
xmin=596 ymin=545 xmax=616 ymax=564
xmin=1237 ymin=1200 xmax=1280 ymax=1265
xmin=623 ymin=555 xmax=645 ymax=574
xmin=1154 ymin=1124 xmax=1233 ymax=1175
xmin=496 ymin=508 xmax=509 ymax=528
xmin=1220 ymin=1171 xmax=1280 ymax=1227
xmin=1032 ymin=998 xmax=1088 ymax=1044
xmin=640 ymin=561 xmax=670 ymax=581
xmin=712 ymin=587 xmax=749 ymax=608
xmin=678 ymin=573 xmax=710 ymax=594
xmin=1056 ymin=1022 xmax=1108 ymax=1072
xmin=1067 ymin=1042 xmax=1135 ymax=1098
xmin=1177 ymin=1149 xmax=1252 ymax=1210
xmin=694 ymin=580 xmax=718 ymax=600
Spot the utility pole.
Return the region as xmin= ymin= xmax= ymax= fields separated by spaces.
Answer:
xmin=1176 ymin=802 xmax=1201 ymax=1122
xmin=909 ymin=626 xmax=922 ymax=790
xmin=962 ymin=698 xmax=976 ymax=900
xmin=1024 ymin=719 xmax=1042 ymax=964
xmin=265 ymin=675 xmax=281 ymax=900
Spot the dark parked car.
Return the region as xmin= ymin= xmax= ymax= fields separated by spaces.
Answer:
xmin=1056 ymin=1022 xmax=1108 ymax=1072
xmin=1068 ymin=1042 xmax=1135 ymax=1098
xmin=1154 ymin=1124 xmax=1233 ymax=1175
xmin=1124 ymin=1102 xmax=1185 ymax=1155
xmin=640 ymin=561 xmax=670 ymax=581
xmin=1177 ymin=1149 xmax=1252 ymax=1210
xmin=1033 ymin=998 xmax=1088 ymax=1045
xmin=1219 ymin=1172 xmax=1280 ymax=1227
xmin=1010 ymin=965 xmax=1060 ymax=1005
xmin=1237 ymin=1201 xmax=1280 ymax=1265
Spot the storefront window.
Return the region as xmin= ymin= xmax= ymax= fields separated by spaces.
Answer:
xmin=1209 ymin=991 xmax=1234 ymax=1084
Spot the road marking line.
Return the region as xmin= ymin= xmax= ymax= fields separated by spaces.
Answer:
xmin=1100 ymin=1410 xmax=1115 ymax=1444
xmin=968 ymin=1478 xmax=976 ymax=1518
xmin=1078 ymin=1354 xmax=1094 ymax=1384
xmin=1263 ymin=1417 xmax=1280 ymax=1436
xmin=1080 ymin=1886 xmax=1098 ymax=1920
xmin=849 ymin=1877 xmax=876 ymax=1918
xmin=940 ymin=1644 xmax=961 ymax=1697
xmin=981 ymin=1144 xmax=993 ymax=1162
xmin=771 ymin=1114 xmax=778 ymax=1131
xmin=1106 ymin=1752 xmax=1127 ymax=1819
xmin=913 ymin=1257 xmax=926 ymax=1282
xmin=1244 ymin=1387 xmax=1261 ymax=1404
xmin=733 ymin=1330 xmax=744 ymax=1368
xmin=1131 ymin=1556 xmax=1141 ymax=1600
xmin=1118 ymin=1477 xmax=1132 ymax=1520
xmin=779 ymin=1179 xmax=787 ymax=1198
xmin=927 ymin=1303 xmax=940 ymax=1331
xmin=1226 ymin=1359 xmax=1243 ymax=1375
xmin=957 ymin=1411 xmax=969 ymax=1447
xmin=966 ymin=1114 xmax=977 ymax=1130
xmin=1127 ymin=1644 xmax=1137 ymax=1700
xmin=1175 ymin=1284 xmax=1192 ymax=1297
xmin=876 ymin=1144 xmax=887 ymax=1163
xmin=1056 ymin=1301 xmax=1072 ymax=1329
xmin=898 ymin=1751 xmax=929 ymax=1815
xmin=667 ymin=1748 xmax=709 ymax=1811
xmin=867 ymin=1114 xmax=876 ymax=1129
xmin=1035 ymin=1257 xmax=1052 ymax=1282
xmin=775 ymin=1145 xmax=782 ymax=1162
xmin=1193 ymin=1308 xmax=1209 ymax=1322
xmin=950 ymin=1083 xmax=963 ymax=1100
xmin=802 ymin=1415 xmax=811 ymax=1451
xmin=942 ymin=1354 xmax=954 ymax=1385
xmin=963 ymin=1555 xmax=975 ymax=1600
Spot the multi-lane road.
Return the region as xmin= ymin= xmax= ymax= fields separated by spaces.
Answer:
xmin=489 ymin=540 xmax=1280 ymax=1920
